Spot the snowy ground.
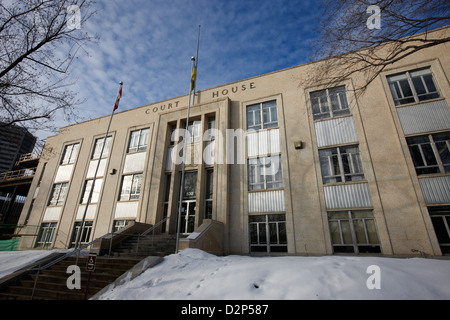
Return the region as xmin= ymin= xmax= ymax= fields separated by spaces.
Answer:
xmin=1 ymin=248 xmax=449 ymax=300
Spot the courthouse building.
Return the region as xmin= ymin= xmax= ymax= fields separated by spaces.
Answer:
xmin=16 ymin=27 xmax=450 ymax=256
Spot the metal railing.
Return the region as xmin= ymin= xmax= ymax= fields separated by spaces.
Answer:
xmin=30 ymin=232 xmax=113 ymax=299
xmin=28 ymin=217 xmax=172 ymax=299
xmin=0 ymin=168 xmax=36 ymax=181
xmin=16 ymin=152 xmax=41 ymax=164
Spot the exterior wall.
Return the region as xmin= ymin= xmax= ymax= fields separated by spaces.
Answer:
xmin=17 ymin=27 xmax=450 ymax=256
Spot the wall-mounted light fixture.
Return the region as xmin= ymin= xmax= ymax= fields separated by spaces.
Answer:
xmin=294 ymin=141 xmax=303 ymax=150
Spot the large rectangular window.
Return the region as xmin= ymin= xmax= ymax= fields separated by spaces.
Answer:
xmin=92 ymin=136 xmax=112 ymax=160
xmin=310 ymin=86 xmax=350 ymax=120
xmin=80 ymin=178 xmax=103 ymax=204
xmin=248 ymin=155 xmax=283 ymax=191
xmin=60 ymin=143 xmax=80 ymax=165
xmin=319 ymin=145 xmax=364 ymax=184
xmin=35 ymin=222 xmax=57 ymax=249
xmin=328 ymin=210 xmax=380 ymax=254
xmin=188 ymin=120 xmax=201 ymax=143
xmin=48 ymin=182 xmax=68 ymax=206
xmin=204 ymin=169 xmax=214 ymax=219
xmin=128 ymin=128 xmax=150 ymax=153
xmin=247 ymin=100 xmax=278 ymax=131
xmin=428 ymin=206 xmax=450 ymax=254
xmin=406 ymin=132 xmax=450 ymax=175
xmin=387 ymin=68 xmax=440 ymax=106
xmin=119 ymin=173 xmax=143 ymax=201
xmin=249 ymin=214 xmax=287 ymax=253
xmin=70 ymin=221 xmax=93 ymax=248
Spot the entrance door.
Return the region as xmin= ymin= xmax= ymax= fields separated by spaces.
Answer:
xmin=180 ymin=200 xmax=196 ymax=234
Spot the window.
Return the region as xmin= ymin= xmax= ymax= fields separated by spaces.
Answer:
xmin=188 ymin=120 xmax=201 ymax=142
xmin=92 ymin=136 xmax=112 ymax=159
xmin=249 ymin=214 xmax=287 ymax=253
xmin=204 ymin=169 xmax=214 ymax=219
xmin=161 ymin=174 xmax=172 ymax=233
xmin=80 ymin=178 xmax=103 ymax=204
xmin=113 ymin=220 xmax=134 ymax=233
xmin=319 ymin=145 xmax=364 ymax=184
xmin=248 ymin=155 xmax=283 ymax=191
xmin=128 ymin=128 xmax=150 ymax=153
xmin=205 ymin=117 xmax=216 ymax=141
xmin=35 ymin=222 xmax=57 ymax=248
xmin=48 ymin=182 xmax=68 ymax=206
xmin=310 ymin=86 xmax=349 ymax=120
xmin=387 ymin=68 xmax=440 ymax=106
xmin=70 ymin=221 xmax=93 ymax=248
xmin=247 ymin=100 xmax=278 ymax=131
xmin=328 ymin=211 xmax=380 ymax=253
xmin=428 ymin=206 xmax=450 ymax=254
xmin=61 ymin=143 xmax=80 ymax=165
xmin=119 ymin=173 xmax=143 ymax=201
xmin=406 ymin=132 xmax=450 ymax=175
xmin=182 ymin=171 xmax=198 ymax=200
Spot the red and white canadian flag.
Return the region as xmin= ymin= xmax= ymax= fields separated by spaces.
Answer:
xmin=113 ymin=82 xmax=123 ymax=112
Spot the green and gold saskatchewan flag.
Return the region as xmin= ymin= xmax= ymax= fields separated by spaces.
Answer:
xmin=190 ymin=65 xmax=197 ymax=92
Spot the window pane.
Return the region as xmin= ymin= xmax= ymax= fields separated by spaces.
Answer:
xmin=120 ymin=175 xmax=132 ymax=200
xmin=329 ymin=221 xmax=342 ymax=244
xmin=310 ymin=90 xmax=329 ymax=120
xmin=183 ymin=171 xmax=197 ymax=199
xmin=340 ymin=220 xmax=353 ymax=244
xmin=423 ymin=74 xmax=438 ymax=93
xmin=262 ymin=101 xmax=278 ymax=128
xmin=247 ymin=104 xmax=261 ymax=130
xmin=412 ymin=76 xmax=426 ymax=95
xmin=353 ymin=219 xmax=368 ymax=244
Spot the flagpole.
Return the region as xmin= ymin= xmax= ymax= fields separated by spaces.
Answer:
xmin=75 ymin=81 xmax=123 ymax=264
xmin=176 ymin=26 xmax=201 ymax=253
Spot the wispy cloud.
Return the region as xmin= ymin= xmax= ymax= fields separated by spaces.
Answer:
xmin=38 ymin=0 xmax=321 ymax=142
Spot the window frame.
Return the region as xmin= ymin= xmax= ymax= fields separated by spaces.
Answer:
xmin=309 ymin=86 xmax=350 ymax=121
xmin=204 ymin=169 xmax=214 ymax=219
xmin=328 ymin=210 xmax=381 ymax=254
xmin=48 ymin=182 xmax=69 ymax=206
xmin=387 ymin=68 xmax=440 ymax=106
xmin=60 ymin=143 xmax=80 ymax=165
xmin=35 ymin=222 xmax=57 ymax=248
xmin=246 ymin=100 xmax=278 ymax=131
xmin=428 ymin=206 xmax=450 ymax=254
xmin=80 ymin=178 xmax=103 ymax=204
xmin=128 ymin=128 xmax=150 ymax=153
xmin=249 ymin=214 xmax=287 ymax=253
xmin=406 ymin=132 xmax=450 ymax=175
xmin=248 ymin=155 xmax=283 ymax=191
xmin=318 ymin=145 xmax=365 ymax=184
xmin=119 ymin=173 xmax=143 ymax=201
xmin=92 ymin=136 xmax=112 ymax=160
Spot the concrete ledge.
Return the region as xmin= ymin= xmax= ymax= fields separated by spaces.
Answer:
xmin=90 ymin=255 xmax=163 ymax=300
xmin=179 ymin=220 xmax=224 ymax=256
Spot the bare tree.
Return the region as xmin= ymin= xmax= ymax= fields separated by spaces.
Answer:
xmin=0 ymin=0 xmax=96 ymax=132
xmin=306 ymin=0 xmax=450 ymax=94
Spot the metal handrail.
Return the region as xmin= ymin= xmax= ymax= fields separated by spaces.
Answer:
xmin=30 ymin=232 xmax=113 ymax=299
xmin=141 ymin=216 xmax=170 ymax=236
xmin=0 ymin=168 xmax=36 ymax=181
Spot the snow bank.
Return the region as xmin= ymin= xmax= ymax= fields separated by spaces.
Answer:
xmin=98 ymin=249 xmax=450 ymax=300
xmin=0 ymin=250 xmax=66 ymax=280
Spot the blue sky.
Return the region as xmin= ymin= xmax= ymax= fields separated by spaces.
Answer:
xmin=41 ymin=0 xmax=322 ymax=141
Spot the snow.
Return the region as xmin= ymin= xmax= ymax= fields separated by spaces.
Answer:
xmin=97 ymin=249 xmax=450 ymax=300
xmin=1 ymin=248 xmax=449 ymax=300
xmin=0 ymin=249 xmax=67 ymax=280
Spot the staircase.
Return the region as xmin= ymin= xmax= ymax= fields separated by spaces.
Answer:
xmin=0 ymin=233 xmax=177 ymax=300
xmin=0 ymin=256 xmax=142 ymax=300
xmin=111 ymin=234 xmax=177 ymax=258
